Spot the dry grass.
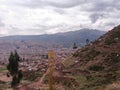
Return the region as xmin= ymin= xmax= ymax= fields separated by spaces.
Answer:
xmin=62 ymin=56 xmax=76 ymax=68
xmin=105 ymin=82 xmax=120 ymax=90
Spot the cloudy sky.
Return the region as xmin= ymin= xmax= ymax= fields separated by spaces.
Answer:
xmin=0 ymin=0 xmax=120 ymax=36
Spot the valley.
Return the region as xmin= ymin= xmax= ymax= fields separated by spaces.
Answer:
xmin=0 ymin=26 xmax=119 ymax=90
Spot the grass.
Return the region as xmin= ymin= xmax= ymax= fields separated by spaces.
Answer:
xmin=75 ymin=74 xmax=107 ymax=90
xmin=78 ymin=87 xmax=97 ymax=90
xmin=74 ymin=75 xmax=87 ymax=90
xmin=23 ymin=70 xmax=42 ymax=82
xmin=75 ymin=75 xmax=87 ymax=83
xmin=0 ymin=66 xmax=6 ymax=72
xmin=89 ymin=65 xmax=104 ymax=71
xmin=62 ymin=56 xmax=76 ymax=68
xmin=0 ymin=88 xmax=13 ymax=90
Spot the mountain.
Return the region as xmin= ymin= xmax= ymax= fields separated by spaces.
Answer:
xmin=0 ymin=29 xmax=105 ymax=62
xmin=0 ymin=28 xmax=105 ymax=47
xmin=62 ymin=25 xmax=120 ymax=90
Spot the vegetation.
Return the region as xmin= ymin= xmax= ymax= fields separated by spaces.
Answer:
xmin=86 ymin=39 xmax=89 ymax=45
xmin=73 ymin=42 xmax=78 ymax=49
xmin=105 ymin=38 xmax=116 ymax=45
xmin=89 ymin=65 xmax=104 ymax=71
xmin=7 ymin=50 xmax=23 ymax=88
xmin=85 ymin=49 xmax=100 ymax=61
xmin=105 ymin=53 xmax=120 ymax=63
xmin=62 ymin=56 xmax=76 ymax=68
xmin=0 ymin=66 xmax=6 ymax=73
xmin=62 ymin=25 xmax=120 ymax=90
xmin=23 ymin=71 xmax=41 ymax=81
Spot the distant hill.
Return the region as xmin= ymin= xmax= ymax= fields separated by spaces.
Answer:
xmin=62 ymin=25 xmax=120 ymax=90
xmin=0 ymin=28 xmax=105 ymax=61
xmin=0 ymin=29 xmax=105 ymax=47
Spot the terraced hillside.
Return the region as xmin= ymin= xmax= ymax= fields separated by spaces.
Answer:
xmin=62 ymin=25 xmax=120 ymax=90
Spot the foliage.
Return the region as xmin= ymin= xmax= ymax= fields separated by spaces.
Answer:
xmin=89 ymin=65 xmax=104 ymax=71
xmin=105 ymin=38 xmax=116 ymax=45
xmin=62 ymin=56 xmax=76 ymax=68
xmin=105 ymin=53 xmax=120 ymax=63
xmin=73 ymin=47 xmax=89 ymax=57
xmin=86 ymin=39 xmax=89 ymax=45
xmin=23 ymin=71 xmax=41 ymax=81
xmin=104 ymin=27 xmax=120 ymax=45
xmin=7 ymin=50 xmax=23 ymax=88
xmin=75 ymin=75 xmax=87 ymax=84
xmin=73 ymin=42 xmax=78 ymax=49
xmin=0 ymin=66 xmax=6 ymax=72
xmin=84 ymin=49 xmax=100 ymax=61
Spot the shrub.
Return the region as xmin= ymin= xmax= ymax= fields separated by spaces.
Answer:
xmin=89 ymin=65 xmax=104 ymax=71
xmin=105 ymin=39 xmax=116 ymax=45
xmin=105 ymin=53 xmax=120 ymax=63
xmin=85 ymin=49 xmax=100 ymax=61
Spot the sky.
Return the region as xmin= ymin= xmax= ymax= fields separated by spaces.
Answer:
xmin=0 ymin=0 xmax=120 ymax=36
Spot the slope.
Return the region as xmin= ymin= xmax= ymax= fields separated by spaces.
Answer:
xmin=62 ymin=25 xmax=120 ymax=90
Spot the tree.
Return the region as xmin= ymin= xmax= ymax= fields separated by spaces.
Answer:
xmin=86 ymin=39 xmax=89 ymax=45
xmin=7 ymin=50 xmax=23 ymax=88
xmin=73 ymin=42 xmax=78 ymax=49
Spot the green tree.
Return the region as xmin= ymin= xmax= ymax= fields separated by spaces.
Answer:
xmin=73 ymin=42 xmax=78 ymax=49
xmin=86 ymin=39 xmax=89 ymax=45
xmin=7 ymin=50 xmax=23 ymax=89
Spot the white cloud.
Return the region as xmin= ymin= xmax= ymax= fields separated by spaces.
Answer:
xmin=0 ymin=0 xmax=120 ymax=36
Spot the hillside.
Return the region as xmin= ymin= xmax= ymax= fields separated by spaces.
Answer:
xmin=62 ymin=25 xmax=120 ymax=90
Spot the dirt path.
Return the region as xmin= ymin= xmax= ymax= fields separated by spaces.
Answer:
xmin=26 ymin=69 xmax=65 ymax=90
xmin=0 ymin=70 xmax=12 ymax=82
xmin=57 ymin=84 xmax=65 ymax=90
xmin=28 ymin=69 xmax=49 ymax=88
xmin=0 ymin=75 xmax=11 ymax=82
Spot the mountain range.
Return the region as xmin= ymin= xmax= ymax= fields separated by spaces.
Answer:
xmin=0 ymin=28 xmax=105 ymax=48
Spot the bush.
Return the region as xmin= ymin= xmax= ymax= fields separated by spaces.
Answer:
xmin=105 ymin=53 xmax=120 ymax=63
xmin=105 ymin=39 xmax=116 ymax=45
xmin=89 ymin=65 xmax=104 ymax=71
xmin=23 ymin=71 xmax=41 ymax=81
xmin=85 ymin=49 xmax=100 ymax=61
